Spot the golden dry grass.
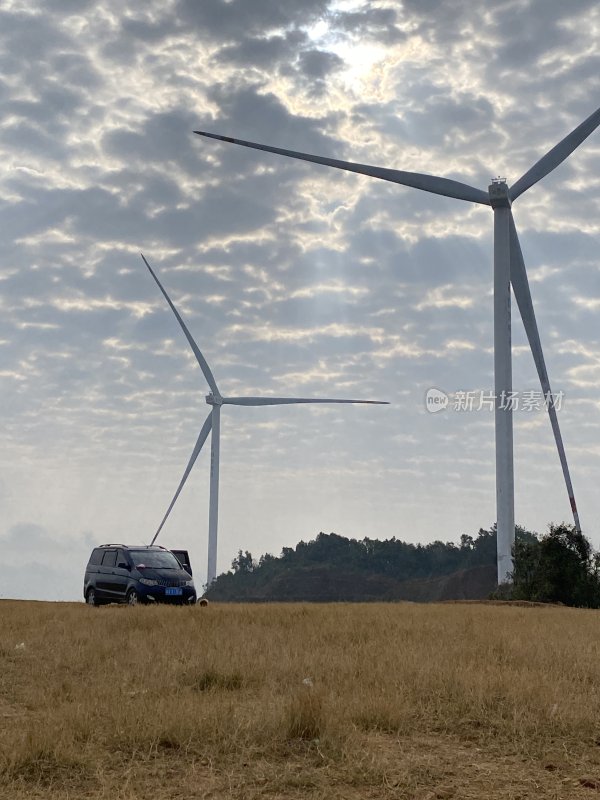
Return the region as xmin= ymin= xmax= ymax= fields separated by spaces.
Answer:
xmin=1 ymin=600 xmax=600 ymax=798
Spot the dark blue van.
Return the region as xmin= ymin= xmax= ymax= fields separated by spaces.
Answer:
xmin=84 ymin=544 xmax=196 ymax=606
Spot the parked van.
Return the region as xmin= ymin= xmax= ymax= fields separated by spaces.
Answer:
xmin=84 ymin=544 xmax=196 ymax=606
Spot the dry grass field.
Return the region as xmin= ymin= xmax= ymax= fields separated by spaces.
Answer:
xmin=2 ymin=600 xmax=600 ymax=799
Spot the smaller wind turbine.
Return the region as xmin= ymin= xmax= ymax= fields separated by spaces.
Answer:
xmin=141 ymin=254 xmax=388 ymax=584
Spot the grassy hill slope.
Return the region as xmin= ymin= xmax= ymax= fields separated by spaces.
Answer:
xmin=2 ymin=600 xmax=600 ymax=799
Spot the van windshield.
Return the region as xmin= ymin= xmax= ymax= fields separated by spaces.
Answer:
xmin=129 ymin=551 xmax=181 ymax=570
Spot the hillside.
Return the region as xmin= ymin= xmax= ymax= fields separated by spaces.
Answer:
xmin=207 ymin=562 xmax=497 ymax=602
xmin=205 ymin=527 xmax=530 ymax=602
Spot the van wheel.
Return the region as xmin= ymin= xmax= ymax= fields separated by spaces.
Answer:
xmin=126 ymin=589 xmax=140 ymax=606
xmin=86 ymin=588 xmax=98 ymax=606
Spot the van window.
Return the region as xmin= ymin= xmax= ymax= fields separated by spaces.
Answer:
xmin=101 ymin=550 xmax=117 ymax=567
xmin=128 ymin=550 xmax=180 ymax=569
xmin=116 ymin=549 xmax=129 ymax=568
xmin=88 ymin=549 xmax=104 ymax=566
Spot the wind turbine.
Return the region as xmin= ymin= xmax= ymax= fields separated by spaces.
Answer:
xmin=141 ymin=254 xmax=388 ymax=585
xmin=194 ymin=105 xmax=600 ymax=584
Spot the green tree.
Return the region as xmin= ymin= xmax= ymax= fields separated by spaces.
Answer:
xmin=511 ymin=524 xmax=600 ymax=607
xmin=231 ymin=550 xmax=254 ymax=574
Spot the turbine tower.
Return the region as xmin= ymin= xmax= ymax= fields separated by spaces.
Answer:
xmin=194 ymin=105 xmax=599 ymax=584
xmin=141 ymin=255 xmax=388 ymax=585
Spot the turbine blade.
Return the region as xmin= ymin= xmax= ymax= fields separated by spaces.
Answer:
xmin=222 ymin=396 xmax=389 ymax=406
xmin=509 ymin=213 xmax=581 ymax=530
xmin=194 ymin=131 xmax=490 ymax=206
xmin=150 ymin=412 xmax=213 ymax=545
xmin=510 ymin=106 xmax=600 ymax=201
xmin=141 ymin=254 xmax=220 ymax=396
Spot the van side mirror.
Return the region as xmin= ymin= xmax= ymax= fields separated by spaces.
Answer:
xmin=118 ymin=562 xmax=130 ymax=570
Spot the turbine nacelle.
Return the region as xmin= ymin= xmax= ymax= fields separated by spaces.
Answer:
xmin=205 ymin=392 xmax=223 ymax=406
xmin=488 ymin=179 xmax=511 ymax=208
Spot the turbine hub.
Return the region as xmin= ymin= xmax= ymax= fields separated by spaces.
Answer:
xmin=488 ymin=179 xmax=511 ymax=208
xmin=205 ymin=393 xmax=222 ymax=406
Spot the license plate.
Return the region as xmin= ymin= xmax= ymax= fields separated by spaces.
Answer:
xmin=165 ymin=587 xmax=182 ymax=596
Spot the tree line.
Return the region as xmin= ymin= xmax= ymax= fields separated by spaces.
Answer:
xmin=206 ymin=523 xmax=600 ymax=607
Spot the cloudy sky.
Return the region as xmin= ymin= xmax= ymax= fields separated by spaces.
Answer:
xmin=1 ymin=0 xmax=598 ymax=599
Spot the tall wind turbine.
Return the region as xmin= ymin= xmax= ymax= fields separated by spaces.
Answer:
xmin=141 ymin=254 xmax=388 ymax=585
xmin=195 ymin=105 xmax=599 ymax=584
